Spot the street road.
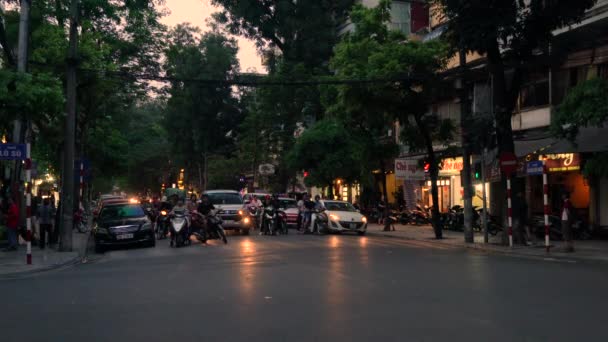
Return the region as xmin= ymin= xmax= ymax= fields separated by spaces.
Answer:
xmin=1 ymin=233 xmax=607 ymax=342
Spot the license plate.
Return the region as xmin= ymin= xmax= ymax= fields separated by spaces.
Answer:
xmin=116 ymin=234 xmax=133 ymax=240
xmin=350 ymin=223 xmax=357 ymax=229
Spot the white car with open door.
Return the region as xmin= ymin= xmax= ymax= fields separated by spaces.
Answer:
xmin=322 ymin=200 xmax=368 ymax=235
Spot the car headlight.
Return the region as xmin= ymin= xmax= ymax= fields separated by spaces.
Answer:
xmin=329 ymin=214 xmax=340 ymax=221
xmin=238 ymin=210 xmax=244 ymax=216
xmin=362 ymin=216 xmax=367 ymax=223
xmin=243 ymin=217 xmax=251 ymax=224
xmin=141 ymin=223 xmax=153 ymax=231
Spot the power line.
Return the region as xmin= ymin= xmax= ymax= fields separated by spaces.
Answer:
xmin=26 ymin=61 xmax=426 ymax=87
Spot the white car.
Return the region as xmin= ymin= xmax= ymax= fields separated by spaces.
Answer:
xmin=204 ymin=190 xmax=252 ymax=235
xmin=322 ymin=200 xmax=368 ymax=235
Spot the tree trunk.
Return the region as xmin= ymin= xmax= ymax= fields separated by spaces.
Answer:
xmin=415 ymin=114 xmax=442 ymax=239
xmin=459 ymin=48 xmax=474 ymax=243
xmin=380 ymin=161 xmax=391 ymax=232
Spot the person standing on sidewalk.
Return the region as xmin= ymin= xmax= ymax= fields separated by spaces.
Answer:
xmin=36 ymin=197 xmax=55 ymax=250
xmin=514 ymin=192 xmax=532 ymax=245
xmin=561 ymin=193 xmax=574 ymax=252
xmin=3 ymin=197 xmax=19 ymax=251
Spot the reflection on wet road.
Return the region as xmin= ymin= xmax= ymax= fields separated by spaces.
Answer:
xmin=2 ymin=233 xmax=608 ymax=342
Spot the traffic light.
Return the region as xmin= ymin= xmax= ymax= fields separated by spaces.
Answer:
xmin=303 ymin=171 xmax=309 ymax=178
xmin=423 ymin=163 xmax=430 ymax=172
xmin=473 ymin=162 xmax=482 ymax=180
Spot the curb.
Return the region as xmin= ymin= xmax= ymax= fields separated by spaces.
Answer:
xmin=0 ymin=233 xmax=94 ymax=280
xmin=367 ymin=231 xmax=608 ymax=264
xmin=0 ymin=255 xmax=83 ymax=280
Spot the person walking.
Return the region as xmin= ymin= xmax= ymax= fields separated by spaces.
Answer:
xmin=37 ymin=197 xmax=55 ymax=249
xmin=561 ymin=193 xmax=574 ymax=252
xmin=3 ymin=197 xmax=19 ymax=251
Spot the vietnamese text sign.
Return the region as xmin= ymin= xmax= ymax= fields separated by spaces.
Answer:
xmin=527 ymin=160 xmax=544 ymax=175
xmin=542 ymin=153 xmax=580 ymax=173
xmin=0 ymin=143 xmax=26 ymax=160
xmin=395 ymin=159 xmax=425 ymax=180
xmin=440 ymin=157 xmax=463 ymax=175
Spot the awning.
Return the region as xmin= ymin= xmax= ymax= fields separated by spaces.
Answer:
xmin=514 ymin=127 xmax=608 ymax=156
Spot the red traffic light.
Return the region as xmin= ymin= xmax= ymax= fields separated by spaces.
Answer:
xmin=303 ymin=171 xmax=309 ymax=178
xmin=424 ymin=163 xmax=430 ymax=172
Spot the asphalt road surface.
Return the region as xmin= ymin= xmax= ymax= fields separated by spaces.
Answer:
xmin=2 ymin=233 xmax=607 ymax=342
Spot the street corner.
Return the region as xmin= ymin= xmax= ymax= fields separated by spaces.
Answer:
xmin=0 ymin=248 xmax=82 ymax=280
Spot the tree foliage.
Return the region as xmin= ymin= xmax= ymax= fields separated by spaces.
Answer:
xmin=211 ymin=0 xmax=355 ymax=67
xmin=437 ymin=0 xmax=597 ymax=154
xmin=328 ymin=0 xmax=451 ymax=237
xmin=552 ymin=77 xmax=608 ymax=177
xmin=287 ymin=118 xmax=361 ymax=188
xmin=163 ymin=24 xmax=241 ymax=190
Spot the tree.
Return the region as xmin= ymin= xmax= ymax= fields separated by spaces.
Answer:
xmin=437 ymin=0 xmax=597 ymax=155
xmin=328 ymin=0 xmax=452 ymax=237
xmin=211 ymin=0 xmax=355 ymax=67
xmin=211 ymin=0 xmax=358 ymax=192
xmin=164 ymin=25 xmax=241 ymax=191
xmin=552 ymin=77 xmax=608 ymax=177
xmin=287 ymin=118 xmax=361 ymax=193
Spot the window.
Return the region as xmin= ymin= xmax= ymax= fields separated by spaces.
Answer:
xmin=390 ymin=1 xmax=411 ymax=35
xmin=207 ymin=193 xmax=243 ymax=205
xmin=518 ymin=72 xmax=549 ymax=110
xmin=599 ymin=63 xmax=608 ymax=80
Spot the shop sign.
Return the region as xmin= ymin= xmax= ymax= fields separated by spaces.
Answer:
xmin=487 ymin=160 xmax=502 ymax=182
xmin=541 ymin=153 xmax=580 ymax=173
xmin=395 ymin=159 xmax=425 ymax=180
xmin=440 ymin=157 xmax=463 ymax=175
xmin=526 ymin=160 xmax=544 ymax=176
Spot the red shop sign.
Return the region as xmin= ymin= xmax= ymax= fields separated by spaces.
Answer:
xmin=542 ymin=153 xmax=581 ymax=173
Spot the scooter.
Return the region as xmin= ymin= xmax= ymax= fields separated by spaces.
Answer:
xmin=262 ymin=206 xmax=288 ymax=235
xmin=169 ymin=212 xmax=191 ymax=248
xmin=192 ymin=210 xmax=228 ymax=244
xmin=309 ymin=209 xmax=329 ymax=234
xmin=156 ymin=210 xmax=170 ymax=240
xmin=247 ymin=206 xmax=263 ymax=230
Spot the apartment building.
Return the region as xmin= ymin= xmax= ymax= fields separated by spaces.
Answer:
xmin=396 ymin=0 xmax=608 ymax=229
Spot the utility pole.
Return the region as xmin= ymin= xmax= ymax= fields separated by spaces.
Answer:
xmin=13 ymin=0 xmax=30 ymax=137
xmin=459 ymin=48 xmax=474 ymax=243
xmin=9 ymin=0 xmax=31 ymax=230
xmin=59 ymin=0 xmax=79 ymax=252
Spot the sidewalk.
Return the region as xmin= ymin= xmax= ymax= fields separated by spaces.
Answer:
xmin=367 ymin=223 xmax=608 ymax=263
xmin=0 ymin=231 xmax=89 ymax=278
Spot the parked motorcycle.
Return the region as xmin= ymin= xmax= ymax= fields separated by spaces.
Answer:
xmin=192 ymin=210 xmax=228 ymax=244
xmin=530 ymin=214 xmax=592 ymax=241
xmin=169 ymin=212 xmax=190 ymax=248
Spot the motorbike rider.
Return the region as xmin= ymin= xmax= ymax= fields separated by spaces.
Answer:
xmin=309 ymin=195 xmax=326 ymax=234
xmin=302 ymin=194 xmax=315 ymax=233
xmin=247 ymin=195 xmax=263 ymax=230
xmin=170 ymin=198 xmax=190 ymax=235
xmin=197 ymin=194 xmax=215 ymax=215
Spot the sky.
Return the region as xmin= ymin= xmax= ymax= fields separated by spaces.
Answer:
xmin=160 ymin=0 xmax=264 ymax=73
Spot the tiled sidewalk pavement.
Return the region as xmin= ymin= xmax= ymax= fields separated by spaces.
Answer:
xmin=367 ymin=223 xmax=608 ymax=263
xmin=0 ymin=231 xmax=90 ymax=278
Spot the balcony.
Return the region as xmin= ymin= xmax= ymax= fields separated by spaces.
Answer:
xmin=511 ymin=106 xmax=551 ymax=131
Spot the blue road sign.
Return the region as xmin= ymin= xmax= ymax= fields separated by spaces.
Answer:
xmin=0 ymin=143 xmax=26 ymax=160
xmin=527 ymin=160 xmax=544 ymax=176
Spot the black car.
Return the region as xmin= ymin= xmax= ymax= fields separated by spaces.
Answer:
xmin=93 ymin=203 xmax=156 ymax=253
